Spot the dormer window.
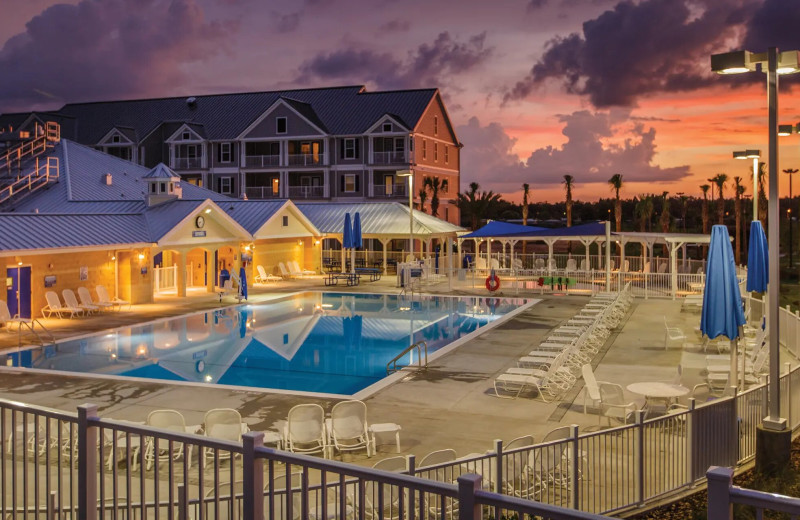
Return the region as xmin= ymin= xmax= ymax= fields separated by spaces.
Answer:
xmin=382 ymin=123 xmax=392 ymax=132
xmin=111 ymin=134 xmax=121 ymax=143
xmin=276 ymin=117 xmax=287 ymax=134
xmin=182 ymin=131 xmax=191 ymax=140
xmin=151 ymin=183 xmax=157 ymax=194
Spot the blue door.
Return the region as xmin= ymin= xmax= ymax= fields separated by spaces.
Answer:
xmin=6 ymin=266 xmax=32 ymax=319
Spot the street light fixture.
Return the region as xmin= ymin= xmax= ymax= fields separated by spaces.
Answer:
xmin=733 ymin=149 xmax=761 ymax=220
xmin=713 ymin=47 xmax=800 ymax=436
xmin=397 ymin=169 xmax=415 ymax=261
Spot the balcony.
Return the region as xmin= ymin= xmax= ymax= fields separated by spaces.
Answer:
xmin=288 ymin=154 xmax=323 ymax=166
xmin=372 ymin=151 xmax=407 ymax=165
xmin=172 ymin=157 xmax=202 ymax=169
xmin=244 ymin=155 xmax=281 ymax=168
xmin=288 ymin=186 xmax=324 ymax=199
xmin=371 ymin=184 xmax=407 ymax=198
xmin=245 ymin=186 xmax=280 ymax=199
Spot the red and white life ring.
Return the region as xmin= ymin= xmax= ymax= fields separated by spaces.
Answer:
xmin=485 ymin=274 xmax=501 ymax=292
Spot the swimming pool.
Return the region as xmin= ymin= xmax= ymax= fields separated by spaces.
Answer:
xmin=5 ymin=292 xmax=535 ymax=397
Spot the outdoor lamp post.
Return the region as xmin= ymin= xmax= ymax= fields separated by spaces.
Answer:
xmin=778 ymin=126 xmax=800 ymax=268
xmin=712 ymin=48 xmax=800 ymax=441
xmin=733 ymin=149 xmax=761 ymax=220
xmin=789 ymin=208 xmax=793 ymax=267
xmin=397 ymin=170 xmax=414 ymax=260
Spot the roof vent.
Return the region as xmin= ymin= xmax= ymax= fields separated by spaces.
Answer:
xmin=186 ymin=97 xmax=197 ymax=109
xmin=33 ymin=208 xmax=39 ymax=214
xmin=104 ymin=173 xmax=112 ymax=186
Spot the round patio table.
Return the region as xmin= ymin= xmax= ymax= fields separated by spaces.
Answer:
xmin=626 ymin=382 xmax=690 ymax=412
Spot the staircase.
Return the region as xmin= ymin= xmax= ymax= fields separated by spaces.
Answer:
xmin=0 ymin=122 xmax=60 ymax=208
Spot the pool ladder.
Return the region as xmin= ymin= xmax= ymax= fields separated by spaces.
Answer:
xmin=386 ymin=340 xmax=428 ymax=375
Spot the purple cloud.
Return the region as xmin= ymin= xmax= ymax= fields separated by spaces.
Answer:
xmin=296 ymin=31 xmax=492 ymax=89
xmin=456 ymin=111 xmax=690 ymax=193
xmin=0 ymin=0 xmax=233 ymax=112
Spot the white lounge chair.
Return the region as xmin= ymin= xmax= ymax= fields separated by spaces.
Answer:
xmin=96 ymin=285 xmax=130 ymax=311
xmin=204 ymin=408 xmax=247 ymax=466
xmin=278 ymin=262 xmax=294 ymax=279
xmin=78 ymin=287 xmax=112 ymax=312
xmin=289 ymin=261 xmax=315 ymax=276
xmin=328 ymin=400 xmax=372 ymax=457
xmin=63 ymin=289 xmax=96 ymax=315
xmin=285 ymin=404 xmax=328 ymax=458
xmin=42 ymin=290 xmax=81 ymax=319
xmin=255 ymin=265 xmax=281 ymax=284
xmin=581 ymin=364 xmax=607 ymax=419
xmin=144 ymin=410 xmax=192 ymax=470
xmin=0 ymin=300 xmax=26 ymax=331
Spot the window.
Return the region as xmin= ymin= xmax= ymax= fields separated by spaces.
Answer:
xmin=382 ymin=123 xmax=392 ymax=132
xmin=422 ymin=140 xmax=427 ymax=160
xmin=442 ymin=179 xmax=449 ymax=193
xmin=219 ymin=177 xmax=232 ymax=194
xmin=434 ymin=116 xmax=438 ymax=136
xmin=111 ymin=134 xmax=121 ymax=143
xmin=344 ymin=138 xmax=356 ymax=159
xmin=445 ymin=207 xmax=449 ymax=221
xmin=343 ymin=174 xmax=357 ymax=192
xmin=282 ymin=216 xmax=289 ymax=227
xmin=276 ymin=117 xmax=287 ymax=134
xmin=219 ymin=142 xmax=232 ymax=163
xmin=150 ymin=183 xmax=157 ymax=194
xmin=384 ymin=174 xmax=394 ymax=195
xmin=272 ymin=177 xmax=280 ymax=195
xmin=434 ymin=143 xmax=438 ymax=162
xmin=159 ymin=182 xmax=166 ymax=193
xmin=182 ymin=131 xmax=191 ymax=140
xmin=444 ymin=145 xmax=449 ymax=164
xmin=394 ymin=138 xmax=405 ymax=153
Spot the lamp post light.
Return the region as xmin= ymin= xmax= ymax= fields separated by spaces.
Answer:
xmin=397 ymin=170 xmax=415 ymax=261
xmin=789 ymin=208 xmax=793 ymax=267
xmin=712 ymin=48 xmax=800 ymax=442
xmin=733 ymin=149 xmax=761 ymax=220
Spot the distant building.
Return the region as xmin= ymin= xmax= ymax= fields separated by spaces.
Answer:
xmin=0 ymin=86 xmax=461 ymax=224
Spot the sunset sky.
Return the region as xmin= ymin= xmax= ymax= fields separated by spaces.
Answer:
xmin=1 ymin=0 xmax=799 ymax=203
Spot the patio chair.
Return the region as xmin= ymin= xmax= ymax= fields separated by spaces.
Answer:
xmin=663 ymin=317 xmax=687 ymax=350
xmin=598 ymin=382 xmax=639 ymax=425
xmin=278 ymin=262 xmax=294 ymax=279
xmin=657 ymin=262 xmax=668 ymax=273
xmin=144 ymin=410 xmax=192 ymax=470
xmin=418 ymin=448 xmax=458 ymax=483
xmin=63 ymin=288 xmax=96 ymax=314
xmin=580 ymin=364 xmax=607 ymax=420
xmin=203 ymin=408 xmax=247 ymax=466
xmin=542 ymin=426 xmax=585 ymax=486
xmin=565 ymin=258 xmax=577 ymax=272
xmin=289 ymin=261 xmax=315 ymax=277
xmin=579 ymin=259 xmax=588 ymax=271
xmin=285 ymin=404 xmax=328 ymax=458
xmin=255 ymin=265 xmax=281 ymax=284
xmin=0 ymin=300 xmax=26 ymax=331
xmin=42 ymin=290 xmax=81 ymax=318
xmin=328 ymin=400 xmax=372 ymax=457
xmin=78 ymin=286 xmax=112 ymax=312
xmin=358 ymin=457 xmax=407 ymax=520
xmin=504 ymin=435 xmax=535 ymax=451
xmin=96 ymin=285 xmax=130 ymax=311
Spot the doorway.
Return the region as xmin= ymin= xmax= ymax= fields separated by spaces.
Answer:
xmin=6 ymin=266 xmax=31 ymax=319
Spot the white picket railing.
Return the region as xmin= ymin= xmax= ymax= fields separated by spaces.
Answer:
xmin=154 ymin=265 xmax=177 ymax=293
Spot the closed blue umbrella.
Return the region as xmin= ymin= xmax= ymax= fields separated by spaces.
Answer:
xmin=239 ymin=266 xmax=248 ymax=301
xmin=701 ymin=225 xmax=747 ymax=386
xmin=352 ymin=212 xmax=363 ymax=249
xmin=746 ymin=220 xmax=768 ymax=293
xmin=342 ymin=213 xmax=353 ymax=249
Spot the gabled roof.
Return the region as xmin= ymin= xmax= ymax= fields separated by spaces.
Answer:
xmin=143 ymin=199 xmax=205 ymax=241
xmin=142 ymin=163 xmax=180 ymax=180
xmin=222 ymin=200 xmax=288 ymax=235
xmin=281 ymin=97 xmax=328 ymax=133
xmin=295 ymin=202 xmax=463 ymax=236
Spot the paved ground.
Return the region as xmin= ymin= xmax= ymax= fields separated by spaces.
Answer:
xmin=0 ymin=276 xmax=790 ymax=467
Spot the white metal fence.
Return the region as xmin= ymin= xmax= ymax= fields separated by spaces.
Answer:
xmin=153 ymin=265 xmax=177 ymax=293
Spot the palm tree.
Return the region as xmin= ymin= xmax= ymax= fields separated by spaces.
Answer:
xmin=608 ymin=174 xmax=624 ymax=232
xmin=425 ymin=176 xmax=444 ymax=217
xmin=635 ymin=195 xmax=654 ymax=232
xmin=659 ymin=191 xmax=670 ymax=233
xmin=733 ymin=176 xmax=744 ymax=264
xmin=563 ymin=175 xmax=574 ymax=227
xmin=521 ymin=183 xmax=530 ymax=256
xmin=756 ymin=161 xmax=767 ymax=227
xmin=676 ymin=193 xmax=688 ymax=232
xmin=711 ymin=173 xmax=728 ymax=224
xmin=700 ymin=184 xmax=710 ymax=235
xmin=455 ymin=182 xmax=502 ymax=230
xmin=417 ymin=186 xmax=428 ymax=213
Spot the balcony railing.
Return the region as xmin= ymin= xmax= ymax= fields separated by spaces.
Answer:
xmin=244 ymin=155 xmax=281 ymax=168
xmin=288 ymin=186 xmax=324 ymax=199
xmin=373 ymin=151 xmax=407 ymax=164
xmin=371 ymin=184 xmax=406 ymax=198
xmin=245 ymin=186 xmax=280 ymax=199
xmin=288 ymin=153 xmax=322 ymax=166
xmin=172 ymin=157 xmax=202 ymax=169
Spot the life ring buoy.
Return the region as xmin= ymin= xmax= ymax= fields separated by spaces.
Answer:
xmin=486 ymin=274 xmax=501 ymax=292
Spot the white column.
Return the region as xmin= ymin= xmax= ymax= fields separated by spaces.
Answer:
xmin=176 ymin=250 xmax=187 ymax=298
xmin=670 ymin=241 xmax=681 ymax=299
xmin=605 ymin=221 xmax=611 ymax=291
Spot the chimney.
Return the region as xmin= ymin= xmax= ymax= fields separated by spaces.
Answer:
xmin=104 ymin=173 xmax=113 ymax=186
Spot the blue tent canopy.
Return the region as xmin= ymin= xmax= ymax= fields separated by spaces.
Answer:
xmin=463 ymin=221 xmax=605 ymax=239
xmin=461 ymin=221 xmax=545 ymax=239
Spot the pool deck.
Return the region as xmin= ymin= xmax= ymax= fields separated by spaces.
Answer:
xmin=0 ymin=275 xmax=792 ymax=466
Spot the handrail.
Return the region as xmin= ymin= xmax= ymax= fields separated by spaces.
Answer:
xmin=386 ymin=340 xmax=428 ymax=374
xmin=0 ymin=156 xmax=59 ymax=206
xmin=0 ymin=122 xmax=59 ymax=174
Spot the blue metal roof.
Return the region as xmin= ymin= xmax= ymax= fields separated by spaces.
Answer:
xmin=296 ymin=202 xmax=463 ymax=236
xmin=0 ymin=214 xmax=151 ymax=250
xmin=221 ymin=200 xmax=287 ymax=235
xmin=461 ymin=221 xmax=547 ymax=239
xmin=142 ymin=200 xmax=204 ymax=241
xmin=142 ymin=163 xmax=180 ymax=180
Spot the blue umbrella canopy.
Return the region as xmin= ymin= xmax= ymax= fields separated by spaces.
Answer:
xmin=342 ymin=213 xmax=353 ymax=249
xmin=239 ymin=266 xmax=248 ymax=300
xmin=701 ymin=225 xmax=746 ymax=340
xmin=746 ymin=220 xmax=768 ymax=293
xmin=352 ymin=212 xmax=363 ymax=249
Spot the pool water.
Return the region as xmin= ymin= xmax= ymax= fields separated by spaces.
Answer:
xmin=7 ymin=292 xmax=531 ymax=396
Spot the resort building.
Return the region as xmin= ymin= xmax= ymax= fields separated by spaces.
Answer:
xmin=0 ymin=85 xmax=462 ymax=225
xmin=0 ymin=135 xmax=462 ymax=319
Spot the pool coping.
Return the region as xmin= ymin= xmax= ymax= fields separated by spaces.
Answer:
xmin=0 ymin=291 xmax=540 ymax=400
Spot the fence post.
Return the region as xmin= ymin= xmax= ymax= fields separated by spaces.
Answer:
xmin=634 ymin=409 xmax=645 ymax=505
xmin=706 ymin=466 xmax=734 ymax=520
xmin=407 ymin=455 xmax=416 ymax=520
xmin=687 ymin=398 xmax=696 ymax=486
xmin=457 ymin=474 xmax=482 ymax=520
xmin=242 ymin=432 xmax=264 ymax=520
xmin=570 ymin=424 xmax=580 ymax=510
xmin=494 ymin=439 xmax=503 ymax=494
xmin=77 ymin=404 xmax=98 ymax=520
xmin=178 ymin=484 xmax=187 ymax=520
